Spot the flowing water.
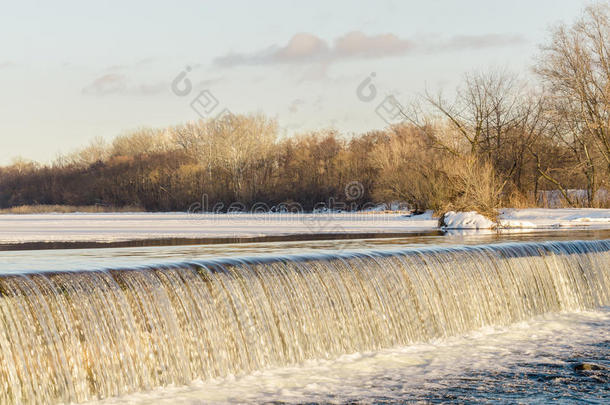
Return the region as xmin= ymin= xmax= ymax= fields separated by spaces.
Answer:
xmin=93 ymin=309 xmax=610 ymax=404
xmin=0 ymin=239 xmax=608 ymax=403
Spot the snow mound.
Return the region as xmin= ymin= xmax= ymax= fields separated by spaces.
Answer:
xmin=439 ymin=211 xmax=495 ymax=229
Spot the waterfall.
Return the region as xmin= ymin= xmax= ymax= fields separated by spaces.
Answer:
xmin=0 ymin=240 xmax=608 ymax=403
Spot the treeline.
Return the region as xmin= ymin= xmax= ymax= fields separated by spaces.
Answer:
xmin=1 ymin=4 xmax=609 ymax=214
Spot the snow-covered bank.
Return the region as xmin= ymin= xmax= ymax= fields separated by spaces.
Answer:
xmin=499 ymin=208 xmax=610 ymax=228
xmin=440 ymin=208 xmax=610 ymax=230
xmin=0 ymin=208 xmax=609 ymax=244
xmin=0 ymin=212 xmax=436 ymax=244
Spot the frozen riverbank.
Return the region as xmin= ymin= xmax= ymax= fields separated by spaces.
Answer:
xmin=1 ymin=208 xmax=610 ymax=244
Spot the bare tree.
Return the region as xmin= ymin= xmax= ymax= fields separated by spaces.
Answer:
xmin=536 ymin=2 xmax=610 ymax=205
xmin=63 ymin=136 xmax=110 ymax=167
xmin=205 ymin=114 xmax=278 ymax=201
xmin=111 ymin=127 xmax=171 ymax=157
xmin=402 ymin=69 xmax=524 ymax=157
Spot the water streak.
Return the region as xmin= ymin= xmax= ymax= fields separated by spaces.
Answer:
xmin=0 ymin=240 xmax=608 ymax=403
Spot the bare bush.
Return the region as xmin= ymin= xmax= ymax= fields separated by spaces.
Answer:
xmin=370 ymin=125 xmax=502 ymax=218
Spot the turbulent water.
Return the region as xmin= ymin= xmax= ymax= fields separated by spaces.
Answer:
xmin=0 ymin=240 xmax=608 ymax=403
xmin=92 ymin=309 xmax=610 ymax=404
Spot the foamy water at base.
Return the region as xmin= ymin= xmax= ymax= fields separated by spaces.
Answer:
xmin=93 ymin=309 xmax=609 ymax=404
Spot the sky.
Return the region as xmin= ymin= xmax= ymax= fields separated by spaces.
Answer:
xmin=0 ymin=0 xmax=593 ymax=165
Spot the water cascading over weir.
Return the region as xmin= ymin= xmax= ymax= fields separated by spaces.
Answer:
xmin=0 ymin=240 xmax=608 ymax=403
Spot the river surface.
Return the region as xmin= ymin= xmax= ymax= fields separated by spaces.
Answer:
xmin=1 ymin=228 xmax=609 ymax=273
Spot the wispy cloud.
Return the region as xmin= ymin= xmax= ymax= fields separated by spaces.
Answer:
xmin=81 ymin=73 xmax=167 ymax=96
xmin=214 ymin=31 xmax=526 ymax=68
xmin=424 ymin=34 xmax=526 ymax=52
xmin=82 ymin=74 xmax=126 ymax=95
xmin=215 ymin=33 xmax=326 ymax=66
xmin=334 ymin=31 xmax=412 ymax=58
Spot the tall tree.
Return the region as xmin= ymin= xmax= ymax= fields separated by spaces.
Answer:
xmin=536 ymin=2 xmax=610 ymax=205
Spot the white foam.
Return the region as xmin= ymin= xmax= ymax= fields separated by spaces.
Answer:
xmin=91 ymin=309 xmax=610 ymax=404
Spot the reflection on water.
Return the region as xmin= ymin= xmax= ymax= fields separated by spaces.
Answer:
xmin=1 ymin=228 xmax=610 ymax=273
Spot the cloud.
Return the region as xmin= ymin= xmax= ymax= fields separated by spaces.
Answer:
xmin=215 ymin=33 xmax=327 ymax=67
xmin=426 ymin=34 xmax=527 ymax=52
xmin=334 ymin=32 xmax=412 ymax=58
xmin=274 ymin=33 xmax=329 ymax=63
xmin=214 ymin=31 xmax=526 ymax=68
xmin=215 ymin=31 xmax=405 ymax=66
xmin=82 ymin=73 xmax=127 ymax=95
xmin=81 ymin=73 xmax=167 ymax=96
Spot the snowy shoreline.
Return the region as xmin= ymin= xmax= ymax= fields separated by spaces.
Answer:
xmin=1 ymin=208 xmax=610 ymax=244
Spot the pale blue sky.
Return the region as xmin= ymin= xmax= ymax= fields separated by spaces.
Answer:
xmin=0 ymin=0 xmax=591 ymax=164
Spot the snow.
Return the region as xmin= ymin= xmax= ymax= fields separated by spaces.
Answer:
xmin=0 ymin=212 xmax=436 ymax=244
xmin=497 ymin=219 xmax=537 ymax=229
xmin=499 ymin=208 xmax=610 ymax=228
xmin=1 ymin=208 xmax=610 ymax=244
xmin=440 ymin=211 xmax=495 ymax=229
xmin=404 ymin=210 xmax=434 ymax=220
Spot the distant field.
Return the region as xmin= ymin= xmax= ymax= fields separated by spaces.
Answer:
xmin=0 ymin=204 xmax=143 ymax=214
